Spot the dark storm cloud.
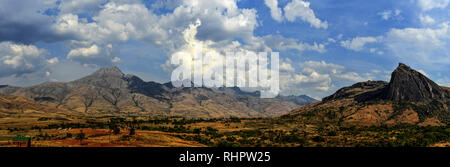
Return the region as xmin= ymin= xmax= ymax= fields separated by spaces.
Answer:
xmin=0 ymin=0 xmax=72 ymax=44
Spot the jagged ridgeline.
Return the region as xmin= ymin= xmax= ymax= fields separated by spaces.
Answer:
xmin=0 ymin=67 xmax=317 ymax=118
xmin=288 ymin=63 xmax=449 ymax=126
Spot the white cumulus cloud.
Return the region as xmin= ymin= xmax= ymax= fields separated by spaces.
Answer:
xmin=340 ymin=36 xmax=382 ymax=51
xmin=264 ymin=0 xmax=327 ymax=29
xmin=377 ymin=9 xmax=402 ymax=20
xmin=262 ymin=35 xmax=327 ymax=53
xmin=0 ymin=41 xmax=56 ymax=77
xmin=385 ymin=22 xmax=450 ymax=66
xmin=419 ymin=14 xmax=436 ymax=25
xmin=418 ymin=0 xmax=450 ymax=11
xmin=279 ymin=61 xmax=368 ymax=99
xmin=264 ymin=0 xmax=283 ymax=22
xmin=284 ymin=0 xmax=328 ymax=29
xmin=58 ymin=0 xmax=106 ymax=15
xmin=67 ymin=44 xmax=120 ymax=66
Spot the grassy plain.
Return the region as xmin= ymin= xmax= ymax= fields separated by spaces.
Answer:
xmin=1 ymin=115 xmax=449 ymax=147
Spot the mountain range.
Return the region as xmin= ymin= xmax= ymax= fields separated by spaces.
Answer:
xmin=0 ymin=67 xmax=317 ymax=118
xmin=288 ymin=63 xmax=450 ymax=126
xmin=1 ymin=63 xmax=448 ymax=127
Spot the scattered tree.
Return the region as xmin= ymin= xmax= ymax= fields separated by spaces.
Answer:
xmin=75 ymin=130 xmax=86 ymax=145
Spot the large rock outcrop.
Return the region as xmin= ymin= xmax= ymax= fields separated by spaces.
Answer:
xmin=291 ymin=63 xmax=449 ymax=127
xmin=385 ymin=63 xmax=447 ymax=102
xmin=324 ymin=63 xmax=448 ymax=102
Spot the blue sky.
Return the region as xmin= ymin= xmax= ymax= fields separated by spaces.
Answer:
xmin=0 ymin=0 xmax=448 ymax=99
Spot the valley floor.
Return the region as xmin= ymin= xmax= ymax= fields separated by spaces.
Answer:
xmin=1 ymin=117 xmax=449 ymax=147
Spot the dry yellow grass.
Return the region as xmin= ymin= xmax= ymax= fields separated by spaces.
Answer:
xmin=0 ymin=128 xmax=205 ymax=147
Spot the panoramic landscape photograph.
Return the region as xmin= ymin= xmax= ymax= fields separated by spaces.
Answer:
xmin=0 ymin=0 xmax=449 ymax=149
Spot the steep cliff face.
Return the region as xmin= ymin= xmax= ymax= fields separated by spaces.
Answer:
xmin=386 ymin=63 xmax=447 ymax=102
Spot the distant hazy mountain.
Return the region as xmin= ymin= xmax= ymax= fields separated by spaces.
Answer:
xmin=0 ymin=66 xmax=316 ymax=118
xmin=287 ymin=63 xmax=449 ymax=126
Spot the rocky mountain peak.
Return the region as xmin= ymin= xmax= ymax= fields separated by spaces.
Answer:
xmin=91 ymin=66 xmax=125 ymax=78
xmin=386 ymin=63 xmax=447 ymax=101
xmin=323 ymin=63 xmax=448 ymax=103
xmin=394 ymin=63 xmax=416 ymax=75
xmin=69 ymin=66 xmax=129 ymax=89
